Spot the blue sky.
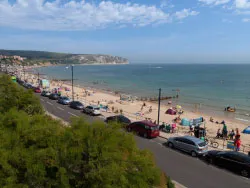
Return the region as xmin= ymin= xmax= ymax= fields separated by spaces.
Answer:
xmin=1 ymin=0 xmax=250 ymax=63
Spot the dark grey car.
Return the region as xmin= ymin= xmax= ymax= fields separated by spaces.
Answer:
xmin=166 ymin=136 xmax=208 ymax=157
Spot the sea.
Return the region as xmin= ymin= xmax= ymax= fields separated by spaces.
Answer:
xmin=36 ymin=64 xmax=250 ymax=123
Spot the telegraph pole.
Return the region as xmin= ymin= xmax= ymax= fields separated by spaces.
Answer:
xmin=157 ymin=88 xmax=161 ymax=125
xmin=71 ymin=65 xmax=74 ymax=101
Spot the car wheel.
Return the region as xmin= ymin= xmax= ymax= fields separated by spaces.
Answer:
xmin=143 ymin=133 xmax=148 ymax=138
xmin=168 ymin=142 xmax=174 ymax=148
xmin=240 ymin=170 xmax=249 ymax=177
xmin=191 ymin=151 xmax=197 ymax=157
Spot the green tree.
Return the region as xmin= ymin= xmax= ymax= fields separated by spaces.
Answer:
xmin=0 ymin=75 xmax=174 ymax=188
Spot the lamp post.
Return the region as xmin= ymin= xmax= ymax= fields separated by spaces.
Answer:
xmin=157 ymin=88 xmax=161 ymax=125
xmin=71 ymin=65 xmax=74 ymax=101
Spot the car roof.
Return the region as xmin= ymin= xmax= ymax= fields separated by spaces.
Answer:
xmin=220 ymin=151 xmax=250 ymax=162
xmin=135 ymin=120 xmax=158 ymax=127
xmin=181 ymin=136 xmax=204 ymax=143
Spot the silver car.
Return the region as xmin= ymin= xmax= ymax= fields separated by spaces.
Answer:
xmin=82 ymin=105 xmax=101 ymax=116
xmin=166 ymin=136 xmax=208 ymax=157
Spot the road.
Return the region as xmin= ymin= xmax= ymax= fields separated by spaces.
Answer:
xmin=37 ymin=94 xmax=250 ymax=188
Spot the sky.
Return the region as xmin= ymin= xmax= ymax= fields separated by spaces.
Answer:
xmin=1 ymin=0 xmax=250 ymax=63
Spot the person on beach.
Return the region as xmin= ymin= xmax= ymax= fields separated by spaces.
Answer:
xmin=222 ymin=123 xmax=228 ymax=138
xmin=216 ymin=128 xmax=223 ymax=138
xmin=229 ymin=129 xmax=235 ymax=140
xmin=149 ymin=106 xmax=152 ymax=113
xmin=234 ymin=137 xmax=241 ymax=152
xmin=141 ymin=105 xmax=144 ymax=111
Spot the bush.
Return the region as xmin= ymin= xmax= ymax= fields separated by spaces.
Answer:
xmin=0 ymin=75 xmax=174 ymax=187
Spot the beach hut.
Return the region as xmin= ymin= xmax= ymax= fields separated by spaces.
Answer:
xmin=166 ymin=108 xmax=176 ymax=115
xmin=243 ymin=126 xmax=250 ymax=134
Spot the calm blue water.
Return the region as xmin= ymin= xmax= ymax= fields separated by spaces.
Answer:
xmin=37 ymin=64 xmax=250 ymax=121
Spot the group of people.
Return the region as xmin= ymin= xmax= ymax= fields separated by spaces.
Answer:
xmin=159 ymin=122 xmax=177 ymax=133
xmin=141 ymin=103 xmax=153 ymax=113
xmin=216 ymin=121 xmax=241 ymax=152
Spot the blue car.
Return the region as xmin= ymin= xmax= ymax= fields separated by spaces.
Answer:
xmin=58 ymin=96 xmax=71 ymax=105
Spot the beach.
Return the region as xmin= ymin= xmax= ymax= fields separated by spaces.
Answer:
xmin=19 ymin=64 xmax=250 ymax=149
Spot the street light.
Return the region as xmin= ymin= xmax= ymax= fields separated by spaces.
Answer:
xmin=157 ymin=88 xmax=161 ymax=125
xmin=71 ymin=65 xmax=74 ymax=101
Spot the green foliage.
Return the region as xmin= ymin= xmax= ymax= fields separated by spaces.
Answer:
xmin=0 ymin=75 xmax=43 ymax=115
xmin=0 ymin=75 xmax=171 ymax=187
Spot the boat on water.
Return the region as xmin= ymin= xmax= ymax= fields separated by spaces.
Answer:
xmin=225 ymin=106 xmax=236 ymax=112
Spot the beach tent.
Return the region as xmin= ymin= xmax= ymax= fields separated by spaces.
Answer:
xmin=243 ymin=126 xmax=250 ymax=134
xmin=181 ymin=118 xmax=190 ymax=126
xmin=166 ymin=108 xmax=176 ymax=115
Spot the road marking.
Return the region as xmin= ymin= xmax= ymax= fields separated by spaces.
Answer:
xmin=41 ymin=99 xmax=44 ymax=101
xmin=47 ymin=101 xmax=53 ymax=105
xmin=172 ymin=180 xmax=187 ymax=188
xmin=68 ymin=112 xmax=78 ymax=117
xmin=57 ymin=107 xmax=64 ymax=111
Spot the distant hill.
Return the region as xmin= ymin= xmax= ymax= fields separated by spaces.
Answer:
xmin=0 ymin=49 xmax=129 ymax=65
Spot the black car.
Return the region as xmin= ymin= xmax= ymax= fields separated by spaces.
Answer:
xmin=105 ymin=115 xmax=131 ymax=126
xmin=203 ymin=150 xmax=250 ymax=178
xmin=49 ymin=93 xmax=59 ymax=100
xmin=69 ymin=101 xmax=84 ymax=110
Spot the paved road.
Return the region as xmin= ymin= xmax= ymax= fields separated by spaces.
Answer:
xmin=37 ymin=94 xmax=250 ymax=188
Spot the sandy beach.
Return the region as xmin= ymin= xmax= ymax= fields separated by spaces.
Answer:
xmin=19 ymin=65 xmax=250 ymax=148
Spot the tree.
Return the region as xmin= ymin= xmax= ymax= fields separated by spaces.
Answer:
xmin=0 ymin=75 xmax=174 ymax=188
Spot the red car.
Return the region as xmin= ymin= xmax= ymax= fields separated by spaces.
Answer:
xmin=126 ymin=120 xmax=160 ymax=138
xmin=34 ymin=87 xmax=41 ymax=93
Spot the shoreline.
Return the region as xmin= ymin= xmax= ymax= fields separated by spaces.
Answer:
xmin=21 ymin=65 xmax=250 ymax=146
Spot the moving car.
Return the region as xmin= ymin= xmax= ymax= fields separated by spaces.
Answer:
xmin=34 ymin=87 xmax=41 ymax=93
xmin=82 ymin=105 xmax=101 ymax=116
xmin=203 ymin=151 xmax=250 ymax=178
xmin=166 ymin=136 xmax=208 ymax=157
xmin=69 ymin=101 xmax=84 ymax=110
xmin=126 ymin=120 xmax=159 ymax=138
xmin=58 ymin=96 xmax=71 ymax=105
xmin=49 ymin=93 xmax=59 ymax=100
xmin=105 ymin=115 xmax=131 ymax=126
xmin=41 ymin=90 xmax=51 ymax=97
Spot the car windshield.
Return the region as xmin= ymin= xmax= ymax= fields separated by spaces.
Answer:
xmin=75 ymin=102 xmax=82 ymax=105
xmin=94 ymin=107 xmax=100 ymax=110
xmin=150 ymin=126 xmax=158 ymax=131
xmin=198 ymin=142 xmax=207 ymax=147
xmin=63 ymin=97 xmax=69 ymax=100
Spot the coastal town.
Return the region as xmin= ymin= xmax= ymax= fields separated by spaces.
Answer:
xmin=1 ymin=54 xmax=250 ymax=154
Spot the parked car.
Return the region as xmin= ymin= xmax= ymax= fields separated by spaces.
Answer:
xmin=69 ymin=101 xmax=84 ymax=110
xmin=34 ymin=87 xmax=41 ymax=93
xmin=166 ymin=136 xmax=208 ymax=157
xmin=126 ymin=120 xmax=159 ymax=138
xmin=49 ymin=93 xmax=59 ymax=100
xmin=105 ymin=115 xmax=131 ymax=126
xmin=82 ymin=105 xmax=101 ymax=116
xmin=203 ymin=151 xmax=250 ymax=178
xmin=41 ymin=90 xmax=51 ymax=97
xmin=58 ymin=96 xmax=71 ymax=105
xmin=24 ymin=83 xmax=34 ymax=89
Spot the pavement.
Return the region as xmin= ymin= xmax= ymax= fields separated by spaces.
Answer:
xmin=37 ymin=93 xmax=250 ymax=188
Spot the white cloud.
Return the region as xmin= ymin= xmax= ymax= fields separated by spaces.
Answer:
xmin=160 ymin=0 xmax=174 ymax=9
xmin=0 ymin=0 xmax=198 ymax=31
xmin=175 ymin=9 xmax=199 ymax=19
xmin=235 ymin=0 xmax=250 ymax=9
xmin=199 ymin=0 xmax=231 ymax=6
xmin=242 ymin=18 xmax=250 ymax=21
